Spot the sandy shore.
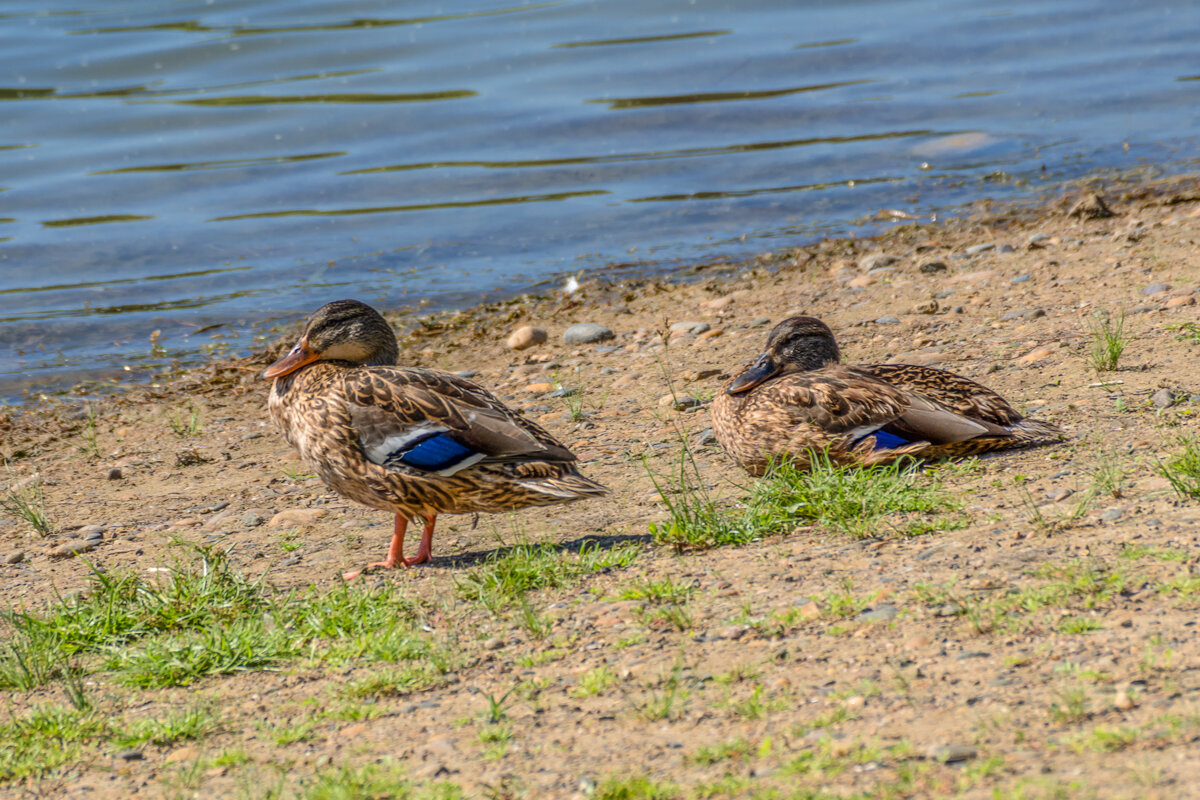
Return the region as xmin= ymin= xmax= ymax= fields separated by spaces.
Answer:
xmin=2 ymin=171 xmax=1200 ymax=798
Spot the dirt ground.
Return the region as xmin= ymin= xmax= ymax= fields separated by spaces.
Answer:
xmin=3 ymin=172 xmax=1200 ymax=799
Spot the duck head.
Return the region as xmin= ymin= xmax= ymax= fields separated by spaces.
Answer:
xmin=263 ymin=299 xmax=399 ymax=379
xmin=726 ymin=316 xmax=841 ymax=394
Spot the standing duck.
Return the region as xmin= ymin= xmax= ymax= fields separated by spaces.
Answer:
xmin=712 ymin=316 xmax=1063 ymax=475
xmin=264 ymin=300 xmax=608 ymax=579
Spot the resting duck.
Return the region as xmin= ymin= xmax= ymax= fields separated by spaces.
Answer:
xmin=712 ymin=316 xmax=1063 ymax=475
xmin=264 ymin=300 xmax=608 ymax=579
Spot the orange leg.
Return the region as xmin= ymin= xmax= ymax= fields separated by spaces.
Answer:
xmin=342 ymin=514 xmax=438 ymax=579
xmin=343 ymin=514 xmax=409 ymax=580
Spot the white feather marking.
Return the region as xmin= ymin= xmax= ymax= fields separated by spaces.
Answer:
xmin=361 ymin=422 xmax=447 ymax=466
xmin=845 ymin=423 xmax=886 ymax=440
xmin=517 ymin=481 xmax=581 ymax=499
xmin=431 ymin=453 xmax=485 ymax=477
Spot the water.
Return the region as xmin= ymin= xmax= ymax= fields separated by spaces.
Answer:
xmin=1 ymin=0 xmax=1198 ymax=399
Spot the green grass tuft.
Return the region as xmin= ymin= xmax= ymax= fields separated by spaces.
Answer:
xmin=1157 ymin=438 xmax=1200 ymax=499
xmin=1088 ymin=311 xmax=1127 ymax=372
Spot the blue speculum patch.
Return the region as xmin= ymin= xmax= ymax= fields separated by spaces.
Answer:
xmin=867 ymin=430 xmax=910 ymax=450
xmin=397 ymin=433 xmax=477 ymax=471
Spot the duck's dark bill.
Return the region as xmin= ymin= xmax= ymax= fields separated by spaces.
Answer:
xmin=263 ymin=341 xmax=319 ymax=379
xmin=726 ymin=353 xmax=779 ymax=394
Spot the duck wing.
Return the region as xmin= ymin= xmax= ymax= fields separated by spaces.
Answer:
xmin=343 ymin=367 xmax=574 ymax=476
xmin=864 ymin=363 xmax=1024 ymax=426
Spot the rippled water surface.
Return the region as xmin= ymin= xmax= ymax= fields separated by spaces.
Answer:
xmin=1 ymin=0 xmax=1198 ymax=398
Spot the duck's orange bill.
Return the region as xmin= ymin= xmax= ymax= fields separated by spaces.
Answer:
xmin=263 ymin=340 xmax=319 ymax=379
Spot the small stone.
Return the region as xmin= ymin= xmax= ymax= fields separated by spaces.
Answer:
xmin=875 ymin=316 xmax=900 ymax=325
xmin=995 ymin=243 xmax=1015 ymax=253
xmin=175 ymin=450 xmax=208 ymax=467
xmin=242 ymin=513 xmax=265 ymax=528
xmin=482 ymin=637 xmax=505 ymax=651
xmin=847 ymin=275 xmax=875 ymax=288
xmin=50 ymin=540 xmax=95 ymax=559
xmin=930 ymin=744 xmax=977 ymax=763
xmin=796 ymin=600 xmax=821 ymax=619
xmin=5 ymin=551 xmax=25 ymax=564
xmin=965 ymin=243 xmax=995 ymax=255
xmin=1047 ymin=488 xmax=1073 ymax=502
xmin=697 ymin=329 xmax=724 ymax=341
xmin=1141 ymin=283 xmax=1171 ymax=296
xmin=106 ymin=467 xmax=123 ymax=480
xmin=718 ymin=625 xmax=748 ymax=640
xmin=905 ymin=635 xmax=933 ymax=649
xmin=1152 ymin=388 xmax=1175 ymax=409
xmin=1113 ymin=690 xmax=1136 ymax=711
xmin=268 ymin=508 xmax=327 ymax=527
xmin=749 ymin=317 xmax=771 ymax=327
xmin=855 ymin=604 xmax=898 ymax=623
xmin=78 ymin=525 xmax=104 ymax=541
xmin=1027 ymin=233 xmax=1051 ymax=248
xmin=702 ymin=296 xmax=734 ymax=311
xmin=918 ymin=261 xmax=947 ymax=274
xmin=525 ymin=382 xmax=556 ymax=394
xmin=507 ymin=325 xmax=548 ymax=350
xmin=933 ymin=602 xmax=964 ymax=618
xmin=844 ymin=695 xmax=866 ymax=711
xmin=1011 ymin=273 xmax=1033 ymax=283
xmin=1019 ymin=347 xmax=1055 ymax=363
xmin=563 ymin=323 xmax=614 ymax=345
xmin=669 ymin=321 xmax=710 ymax=335
xmin=425 ymin=735 xmax=456 ymax=758
xmin=114 ymin=749 xmax=144 ymax=762
xmin=693 ymin=428 xmax=718 ymax=447
xmin=164 ymin=746 xmax=200 ymax=765
xmin=1068 ymin=193 xmax=1114 ymax=219
xmin=859 ymin=253 xmax=897 ymax=271
xmin=659 ymin=394 xmax=701 ymax=411
xmin=1166 ymin=295 xmax=1196 ymax=308
xmin=242 ymin=432 xmax=263 ymax=440
xmin=1100 ymin=507 xmax=1125 ymax=523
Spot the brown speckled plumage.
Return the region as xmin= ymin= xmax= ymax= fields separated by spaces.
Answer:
xmin=712 ymin=316 xmax=1064 ymax=475
xmin=265 ymin=300 xmax=606 ymax=573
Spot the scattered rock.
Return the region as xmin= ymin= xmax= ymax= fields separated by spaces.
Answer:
xmin=268 ymin=509 xmax=327 ymax=528
xmin=1113 ymin=690 xmax=1137 ymax=711
xmin=1027 ymin=233 xmax=1051 ymax=248
xmin=919 ymin=261 xmax=948 ymax=274
xmin=242 ymin=512 xmax=265 ymax=528
xmin=875 ymin=316 xmax=900 ymax=325
xmin=748 ymin=317 xmax=771 ymax=327
xmin=507 ymin=325 xmax=548 ymax=350
xmin=5 ymin=551 xmax=25 ymax=565
xmin=50 ymin=540 xmax=95 ymax=559
xmin=659 ymin=394 xmax=701 ymax=411
xmin=1100 ymin=507 xmax=1125 ymax=523
xmin=106 ymin=467 xmax=123 ymax=480
xmin=693 ymin=428 xmax=718 ymax=447
xmin=965 ymin=243 xmax=995 ymax=256
xmin=702 ymin=296 xmax=734 ymax=311
xmin=1152 ymin=388 xmax=1176 ymax=409
xmin=929 ymin=744 xmax=977 ymax=763
xmin=482 ymin=636 xmax=506 ymax=651
xmin=848 ymin=275 xmax=875 ymax=288
xmin=669 ymin=321 xmax=710 ymax=335
xmin=563 ymin=323 xmax=614 ymax=345
xmin=859 ymin=253 xmax=896 ymax=271
xmin=855 ymin=604 xmax=899 ymax=623
xmin=844 ymin=695 xmax=866 ymax=711
xmin=1047 ymin=487 xmax=1073 ymax=502
xmin=1019 ymin=347 xmax=1055 ymax=363
xmin=164 ymin=746 xmax=200 ymax=765
xmin=525 ymin=382 xmax=556 ymax=394
xmin=175 ymin=449 xmax=208 ymax=467
xmin=995 ymin=243 xmax=1015 ymax=253
xmin=1011 ymin=273 xmax=1033 ymax=283
xmin=1068 ymin=193 xmax=1114 ymax=219
xmin=1166 ymin=295 xmax=1196 ymax=308
xmin=1141 ymin=283 xmax=1171 ymax=296
xmin=114 ymin=749 xmax=144 ymax=762
xmin=78 ymin=525 xmax=104 ymax=541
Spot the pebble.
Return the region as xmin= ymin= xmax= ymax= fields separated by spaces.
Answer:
xmin=844 ymin=695 xmax=866 ymax=711
xmin=114 ymin=749 xmax=144 ymax=762
xmin=995 ymin=243 xmax=1015 ymax=253
xmin=859 ymin=253 xmax=896 ymax=271
xmin=1018 ymin=347 xmax=1055 ymax=363
xmin=50 ymin=540 xmax=95 ymax=559
xmin=1152 ymin=388 xmax=1175 ymax=409
xmin=563 ymin=323 xmax=614 ymax=345
xmin=1027 ymin=233 xmax=1051 ymax=247
xmin=5 ymin=551 xmax=25 ymax=565
xmin=918 ymin=261 xmax=947 ymax=274
xmin=506 ymin=325 xmax=548 ymax=350
xmin=875 ymin=316 xmax=900 ymax=325
xmin=1010 ymin=273 xmax=1033 ymax=283
xmin=1047 ymin=488 xmax=1073 ymax=502
xmin=749 ymin=317 xmax=771 ymax=327
xmin=242 ymin=432 xmax=263 ymax=441
xmin=965 ymin=243 xmax=995 ymax=255
xmin=659 ymin=394 xmax=701 ymax=411
xmin=78 ymin=525 xmax=104 ymax=541
xmin=693 ymin=428 xmax=718 ymax=447
xmin=930 ymin=744 xmax=977 ymax=763
xmin=1113 ymin=690 xmax=1136 ymax=711
xmin=855 ymin=604 xmax=898 ymax=623
xmin=847 ymin=275 xmax=875 ymax=288
xmin=669 ymin=321 xmax=710 ymax=335
xmin=1100 ymin=507 xmax=1125 ymax=523
xmin=482 ymin=636 xmax=506 ymax=651
xmin=268 ymin=508 xmax=327 ymax=527
xmin=1141 ymin=283 xmax=1171 ymax=296
xmin=933 ymin=602 xmax=964 ymax=618
xmin=242 ymin=512 xmax=265 ymax=528
xmin=703 ymin=296 xmax=735 ymax=311
xmin=1166 ymin=295 xmax=1196 ymax=308
xmin=525 ymin=382 xmax=556 ymax=394
xmin=106 ymin=467 xmax=123 ymax=480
